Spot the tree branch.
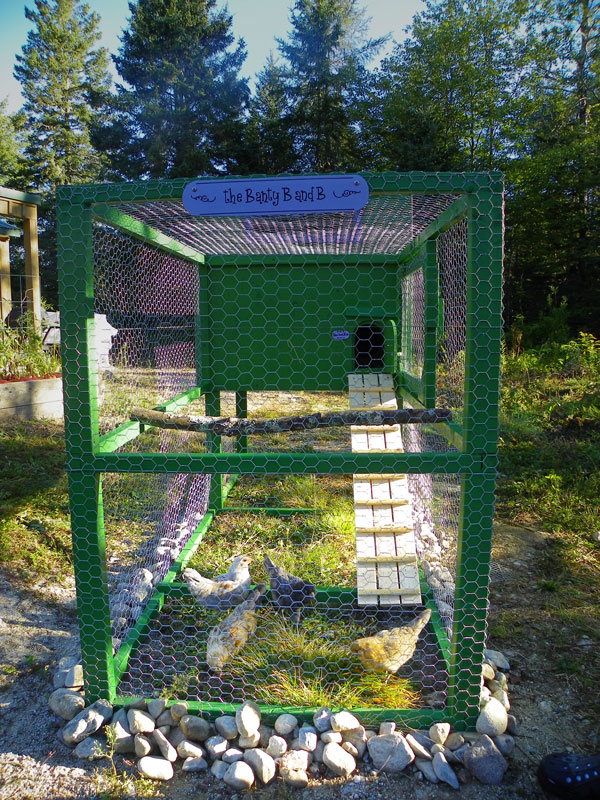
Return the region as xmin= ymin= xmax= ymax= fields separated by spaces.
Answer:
xmin=130 ymin=406 xmax=453 ymax=437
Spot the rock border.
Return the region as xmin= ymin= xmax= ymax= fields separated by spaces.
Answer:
xmin=50 ymin=648 xmax=515 ymax=791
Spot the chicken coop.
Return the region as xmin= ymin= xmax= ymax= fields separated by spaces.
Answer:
xmin=57 ymin=171 xmax=503 ymax=729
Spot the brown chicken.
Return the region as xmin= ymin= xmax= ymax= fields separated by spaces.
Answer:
xmin=206 ymin=583 xmax=267 ymax=671
xmin=351 ymin=608 xmax=432 ymax=673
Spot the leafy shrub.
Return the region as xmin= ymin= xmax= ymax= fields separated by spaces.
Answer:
xmin=0 ymin=312 xmax=61 ymax=380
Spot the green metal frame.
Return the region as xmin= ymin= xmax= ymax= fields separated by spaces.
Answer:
xmin=57 ymin=171 xmax=503 ymax=729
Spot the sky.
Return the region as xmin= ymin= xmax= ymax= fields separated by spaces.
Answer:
xmin=0 ymin=0 xmax=424 ymax=114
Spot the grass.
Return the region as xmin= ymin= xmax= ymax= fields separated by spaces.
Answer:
xmin=156 ymin=604 xmax=419 ymax=710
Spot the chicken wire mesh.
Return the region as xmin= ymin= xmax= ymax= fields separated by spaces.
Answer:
xmin=57 ymin=172 xmax=503 ymax=727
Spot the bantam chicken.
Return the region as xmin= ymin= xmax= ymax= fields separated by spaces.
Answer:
xmin=264 ymin=554 xmax=316 ymax=625
xmin=206 ymin=583 xmax=267 ymax=671
xmin=182 ymin=555 xmax=251 ymax=609
xmin=351 ymin=608 xmax=432 ymax=673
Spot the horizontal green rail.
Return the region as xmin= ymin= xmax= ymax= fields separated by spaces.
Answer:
xmin=91 ymin=450 xmax=476 ymax=474
xmin=93 ymin=204 xmax=205 ymax=265
xmin=205 ymin=253 xmax=405 ymax=268
xmin=97 ymin=387 xmax=205 ymax=454
xmin=219 ymin=506 xmax=315 ymax=516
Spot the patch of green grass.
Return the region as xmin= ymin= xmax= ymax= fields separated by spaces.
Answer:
xmin=0 ymin=420 xmax=73 ymax=581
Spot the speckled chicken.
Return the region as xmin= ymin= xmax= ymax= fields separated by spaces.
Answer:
xmin=182 ymin=555 xmax=251 ymax=609
xmin=206 ymin=583 xmax=267 ymax=671
xmin=351 ymin=608 xmax=432 ymax=673
xmin=264 ymin=554 xmax=316 ymax=625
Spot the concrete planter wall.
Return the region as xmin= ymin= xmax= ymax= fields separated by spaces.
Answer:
xmin=0 ymin=375 xmax=63 ymax=421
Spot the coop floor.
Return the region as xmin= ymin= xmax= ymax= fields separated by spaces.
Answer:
xmin=117 ymin=592 xmax=448 ymax=714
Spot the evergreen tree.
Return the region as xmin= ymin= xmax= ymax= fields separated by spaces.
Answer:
xmin=0 ymin=101 xmax=25 ymax=187
xmin=112 ymin=0 xmax=249 ymax=178
xmin=13 ymin=0 xmax=112 ymax=191
xmin=243 ymin=54 xmax=297 ymax=173
xmin=277 ymin=0 xmax=386 ymax=171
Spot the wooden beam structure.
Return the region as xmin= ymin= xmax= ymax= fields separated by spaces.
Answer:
xmin=0 ymin=186 xmax=43 ymax=330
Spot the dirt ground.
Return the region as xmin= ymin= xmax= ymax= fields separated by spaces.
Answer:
xmin=0 ymin=522 xmax=590 ymax=799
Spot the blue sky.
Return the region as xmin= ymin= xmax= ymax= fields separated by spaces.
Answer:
xmin=1 ymin=1 xmax=424 ymax=113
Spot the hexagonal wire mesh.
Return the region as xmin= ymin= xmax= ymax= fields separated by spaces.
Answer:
xmin=57 ymin=173 xmax=503 ymax=728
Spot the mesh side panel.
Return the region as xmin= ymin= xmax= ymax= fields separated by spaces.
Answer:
xmin=112 ymin=194 xmax=459 ymax=255
xmin=94 ymin=226 xmax=199 ymax=434
xmin=437 ymin=219 xmax=468 ymax=417
xmin=116 ymin=472 xmax=449 ymax=709
xmin=401 ymin=259 xmax=426 ymax=379
xmin=104 ymin=471 xmax=211 ymax=649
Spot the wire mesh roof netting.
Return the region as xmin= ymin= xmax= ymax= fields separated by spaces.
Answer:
xmin=110 ymin=193 xmax=460 ymax=256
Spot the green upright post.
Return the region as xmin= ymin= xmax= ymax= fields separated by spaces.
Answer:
xmin=57 ymin=189 xmax=115 ymax=702
xmin=206 ymin=390 xmax=224 ymax=510
xmin=235 ymin=391 xmax=248 ymax=453
xmin=422 ymin=239 xmax=439 ymax=408
xmin=447 ymin=175 xmax=504 ymax=728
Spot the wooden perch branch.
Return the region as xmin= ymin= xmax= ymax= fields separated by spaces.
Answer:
xmin=130 ymin=406 xmax=452 ymax=437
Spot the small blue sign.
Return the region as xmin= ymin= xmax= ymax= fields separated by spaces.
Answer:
xmin=332 ymin=330 xmax=350 ymax=340
xmin=182 ymin=175 xmax=369 ymax=216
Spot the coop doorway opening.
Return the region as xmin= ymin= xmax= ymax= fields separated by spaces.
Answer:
xmin=354 ymin=324 xmax=385 ymax=370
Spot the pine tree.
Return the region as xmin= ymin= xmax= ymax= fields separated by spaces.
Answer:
xmin=113 ymin=0 xmax=249 ymax=178
xmin=244 ymin=54 xmax=297 ymax=174
xmin=277 ymin=0 xmax=385 ymax=171
xmin=0 ymin=101 xmax=25 ymax=187
xmin=13 ymin=0 xmax=112 ymax=191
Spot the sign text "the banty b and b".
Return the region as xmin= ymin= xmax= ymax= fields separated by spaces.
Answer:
xmin=182 ymin=175 xmax=369 ymax=216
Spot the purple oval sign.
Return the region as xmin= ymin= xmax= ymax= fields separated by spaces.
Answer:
xmin=183 ymin=175 xmax=369 ymax=216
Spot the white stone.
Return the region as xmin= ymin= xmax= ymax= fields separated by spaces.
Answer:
xmin=342 ymin=726 xmax=367 ymax=758
xmin=238 ymin=730 xmax=260 ymax=748
xmin=170 ymin=702 xmax=188 ymax=721
xmin=137 ymin=756 xmax=173 ymax=781
xmin=429 ymin=722 xmax=451 ymax=745
xmin=74 ymin=737 xmax=107 ymax=760
xmin=109 ymin=719 xmax=135 ymax=754
xmin=147 ymin=699 xmax=166 ymax=719
xmin=64 ymin=664 xmax=84 ymax=689
xmin=476 ymin=698 xmax=508 ymax=737
xmin=182 ymin=756 xmax=208 ymax=772
xmin=62 ymin=701 xmax=113 ymax=746
xmin=181 ymin=714 xmax=211 ymax=742
xmin=322 ymin=742 xmax=356 ymax=777
xmin=223 ymin=748 xmax=245 ymax=763
xmin=128 ymin=709 xmax=155 ymax=735
xmin=280 ymin=766 xmax=309 ymax=787
xmin=367 ymin=733 xmax=415 ymax=773
xmin=134 ymin=734 xmax=153 ymax=757
xmin=416 ymin=757 xmax=438 ymax=783
xmin=244 ymin=748 xmax=277 ymax=784
xmin=211 ymin=760 xmax=228 ymax=780
xmin=330 ymin=711 xmax=360 ymax=732
xmin=274 ymin=713 xmax=298 ymax=735
xmin=153 ymin=728 xmax=177 ymax=762
xmin=236 ymin=700 xmax=261 ymax=737
xmin=298 ymin=727 xmax=318 ymax=752
xmin=379 ymin=721 xmax=396 ymax=735
xmin=177 ymin=740 xmax=205 ymax=759
xmin=432 ymin=751 xmax=459 ymax=789
xmin=215 ymin=715 xmax=239 ymax=739
xmin=313 ymin=707 xmax=332 ymax=732
xmin=406 ymin=733 xmax=432 ymax=760
xmin=280 ymin=749 xmax=310 ymax=772
xmin=485 ymin=648 xmax=510 ymax=671
xmin=266 ymin=735 xmax=288 ymax=758
xmin=49 ymin=688 xmax=86 ymax=721
xmin=321 ymin=731 xmax=342 ymax=744
xmin=205 ymin=735 xmax=228 ymax=759
xmin=223 ymin=760 xmax=255 ymax=790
